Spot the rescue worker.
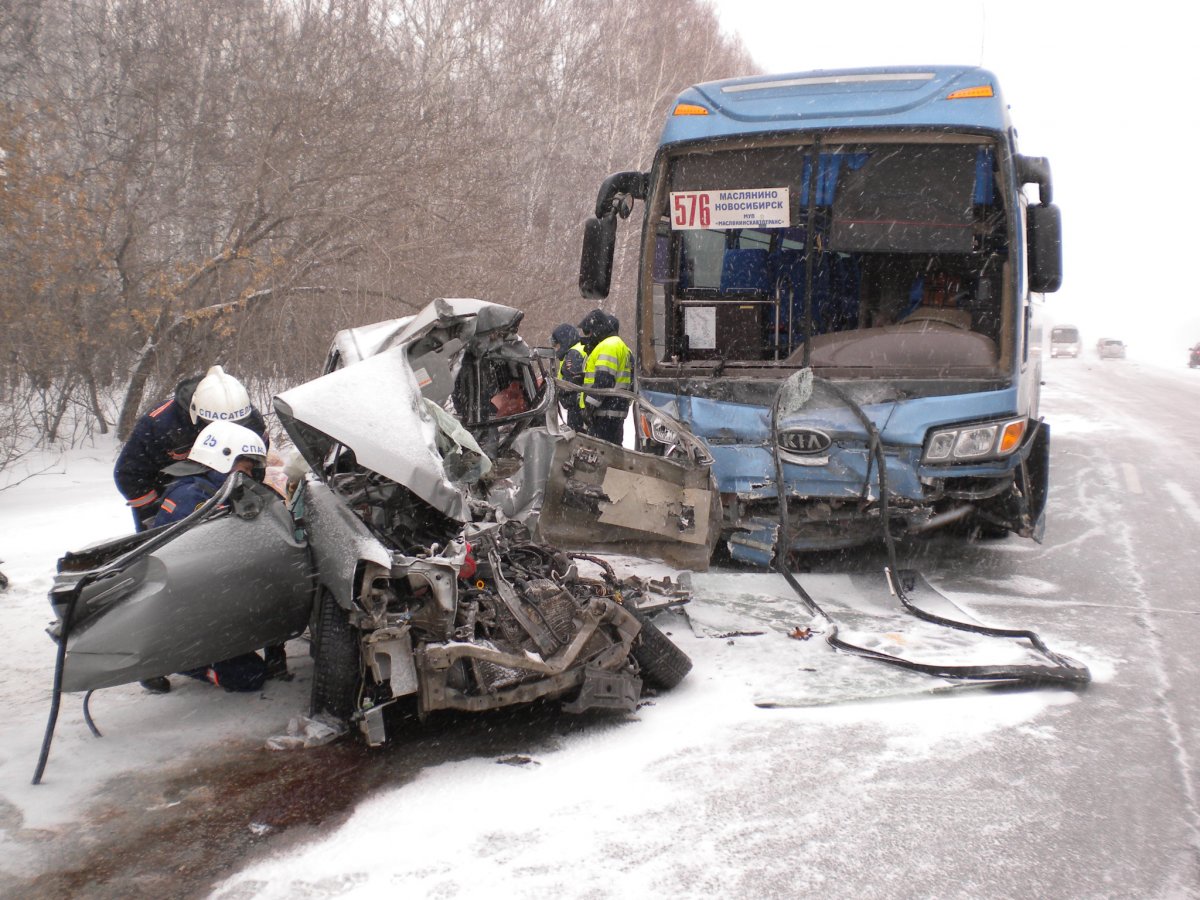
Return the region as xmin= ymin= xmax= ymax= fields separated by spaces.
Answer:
xmin=139 ymin=420 xmax=286 ymax=694
xmin=551 ymin=323 xmax=586 ymax=430
xmin=578 ymin=309 xmax=633 ymax=445
xmin=153 ymin=420 xmax=268 ymax=525
xmin=114 ymin=365 xmax=269 ymax=531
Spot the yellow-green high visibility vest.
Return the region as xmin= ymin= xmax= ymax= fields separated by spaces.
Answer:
xmin=581 ymin=335 xmax=633 ymax=407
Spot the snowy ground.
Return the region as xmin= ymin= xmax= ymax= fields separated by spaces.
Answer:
xmin=0 ymin=431 xmax=1110 ymax=896
xmin=209 ymin=588 xmax=1095 ymax=899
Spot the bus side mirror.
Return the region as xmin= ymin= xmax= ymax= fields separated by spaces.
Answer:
xmin=1027 ymin=203 xmax=1062 ymax=293
xmin=1016 ymin=155 xmax=1053 ymax=204
xmin=579 ymin=214 xmax=617 ymax=299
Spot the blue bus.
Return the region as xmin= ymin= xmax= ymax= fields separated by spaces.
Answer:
xmin=579 ymin=66 xmax=1063 ymax=564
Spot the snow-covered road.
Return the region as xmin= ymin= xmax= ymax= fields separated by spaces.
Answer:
xmin=3 ymin=353 xmax=1199 ymax=898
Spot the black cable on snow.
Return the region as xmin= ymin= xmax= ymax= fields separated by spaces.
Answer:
xmin=83 ymin=691 xmax=102 ymax=738
xmin=769 ymin=372 xmax=1090 ymax=687
xmin=32 ymin=589 xmax=76 ymax=785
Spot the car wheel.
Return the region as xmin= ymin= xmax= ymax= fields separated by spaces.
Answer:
xmin=311 ymin=591 xmax=361 ymax=722
xmin=627 ymin=605 xmax=692 ymax=690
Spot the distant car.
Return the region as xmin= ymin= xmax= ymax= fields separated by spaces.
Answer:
xmin=1189 ymin=344 xmax=1200 ymax=368
xmin=1098 ymin=339 xmax=1126 ymax=359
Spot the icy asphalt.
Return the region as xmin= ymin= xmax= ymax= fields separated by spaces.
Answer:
xmin=1 ymin=351 xmax=1199 ymax=898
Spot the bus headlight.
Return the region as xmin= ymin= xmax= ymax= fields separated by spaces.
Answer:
xmin=922 ymin=418 xmax=1027 ymax=463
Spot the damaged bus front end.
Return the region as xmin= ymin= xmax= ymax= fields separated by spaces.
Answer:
xmin=579 ymin=66 xmax=1062 ymax=563
xmin=640 ymin=376 xmax=1049 ymax=564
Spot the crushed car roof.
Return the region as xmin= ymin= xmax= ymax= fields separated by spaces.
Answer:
xmin=328 ymin=298 xmax=525 ymax=369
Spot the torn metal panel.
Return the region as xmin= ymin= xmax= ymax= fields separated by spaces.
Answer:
xmin=327 ymin=315 xmax=416 ymax=370
xmin=482 ymin=427 xmax=560 ymax=522
xmin=539 ymin=433 xmax=721 ymax=571
xmin=327 ymin=298 xmax=523 ymax=371
xmin=363 ymin=627 xmax=419 ymax=698
xmin=595 ymin=467 xmax=712 ymax=546
xmin=727 ymin=517 xmax=781 ymax=567
xmin=299 ymin=477 xmax=392 ymax=611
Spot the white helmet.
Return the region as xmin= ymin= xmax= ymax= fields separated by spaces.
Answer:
xmin=188 ymin=421 xmax=267 ymax=474
xmin=189 ymin=365 xmax=252 ymax=424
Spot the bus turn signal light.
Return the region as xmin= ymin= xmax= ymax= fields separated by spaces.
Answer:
xmin=945 ymin=85 xmax=994 ymax=100
xmin=998 ymin=420 xmax=1025 ymax=454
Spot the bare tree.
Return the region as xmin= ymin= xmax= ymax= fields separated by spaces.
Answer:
xmin=0 ymin=0 xmax=755 ymax=458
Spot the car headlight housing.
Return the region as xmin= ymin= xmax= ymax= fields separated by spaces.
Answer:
xmin=922 ymin=417 xmax=1027 ymax=463
xmin=639 ymin=411 xmax=679 ymax=445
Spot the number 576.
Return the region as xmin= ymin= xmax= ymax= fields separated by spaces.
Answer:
xmin=672 ymin=193 xmax=710 ymax=228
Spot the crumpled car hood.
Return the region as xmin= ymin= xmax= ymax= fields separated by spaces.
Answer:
xmin=275 ymin=344 xmax=472 ymax=522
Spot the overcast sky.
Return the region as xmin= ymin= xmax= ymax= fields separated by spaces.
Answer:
xmin=710 ymin=0 xmax=1200 ymax=358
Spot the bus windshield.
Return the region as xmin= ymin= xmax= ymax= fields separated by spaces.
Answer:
xmin=649 ymin=137 xmax=1011 ymax=376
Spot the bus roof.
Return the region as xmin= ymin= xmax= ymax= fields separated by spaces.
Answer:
xmin=661 ymin=65 xmax=1011 ymax=146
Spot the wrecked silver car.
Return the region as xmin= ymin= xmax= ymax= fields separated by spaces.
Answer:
xmin=44 ymin=299 xmax=719 ymax=749
xmin=304 ymin=297 xmax=720 ymax=570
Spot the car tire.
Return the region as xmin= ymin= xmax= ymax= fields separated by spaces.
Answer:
xmin=627 ymin=606 xmax=692 ymax=690
xmin=974 ymin=523 xmax=1010 ymax=540
xmin=311 ymin=592 xmax=361 ymax=722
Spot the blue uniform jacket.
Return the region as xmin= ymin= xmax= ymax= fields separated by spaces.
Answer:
xmin=153 ymin=469 xmax=228 ymax=526
xmin=114 ymin=376 xmax=268 ymax=512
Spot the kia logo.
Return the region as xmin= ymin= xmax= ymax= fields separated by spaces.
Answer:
xmin=778 ymin=428 xmax=832 ymax=455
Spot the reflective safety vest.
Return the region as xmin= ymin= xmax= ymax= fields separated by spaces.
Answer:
xmin=557 ymin=342 xmax=586 ymax=380
xmin=581 ymin=335 xmax=633 ymax=409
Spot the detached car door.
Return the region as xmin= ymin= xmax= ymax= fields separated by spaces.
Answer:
xmin=50 ymin=477 xmax=314 ymax=692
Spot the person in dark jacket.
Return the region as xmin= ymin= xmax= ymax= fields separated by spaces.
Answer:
xmin=153 ymin=422 xmax=267 ymax=525
xmin=114 ymin=365 xmax=269 ymax=530
xmin=551 ymin=323 xmax=587 ymax=431
xmin=578 ymin=309 xmax=633 ymax=445
xmin=139 ymin=421 xmax=285 ymax=694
